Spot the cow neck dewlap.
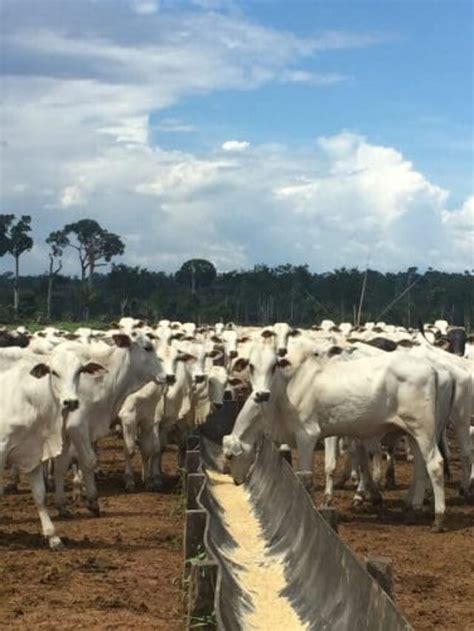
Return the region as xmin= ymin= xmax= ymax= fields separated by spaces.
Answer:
xmin=207 ymin=469 xmax=308 ymax=630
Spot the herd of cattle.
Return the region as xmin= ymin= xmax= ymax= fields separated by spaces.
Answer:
xmin=0 ymin=317 xmax=473 ymax=550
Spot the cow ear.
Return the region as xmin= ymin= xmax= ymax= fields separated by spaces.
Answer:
xmin=237 ymin=336 xmax=250 ymax=343
xmin=30 ymin=363 xmax=51 ymax=379
xmin=261 ymin=329 xmax=275 ymax=339
xmin=80 ymin=362 xmax=106 ymax=375
xmin=277 ymin=358 xmax=292 ymax=368
xmin=233 ymin=358 xmax=249 ymax=372
xmin=207 ymin=349 xmax=223 ymax=359
xmin=327 ymin=345 xmax=343 ymax=357
xmin=177 ymin=353 xmax=196 ymax=364
xmin=110 ymin=322 xmax=120 ymax=329
xmin=147 ymin=332 xmax=157 ymax=340
xmin=171 ymin=332 xmax=185 ymax=341
xmin=135 ymin=320 xmax=145 ymax=328
xmin=289 ymin=329 xmax=301 ymax=337
xmin=112 ymin=333 xmax=132 ymax=348
xmin=228 ymin=377 xmax=245 ymax=387
xmin=64 ymin=333 xmax=79 ymax=340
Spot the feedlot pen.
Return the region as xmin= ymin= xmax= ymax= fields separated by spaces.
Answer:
xmin=0 ymin=435 xmax=473 ymax=630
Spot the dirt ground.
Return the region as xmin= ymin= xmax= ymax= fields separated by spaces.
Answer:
xmin=1 ymin=437 xmax=473 ymax=631
xmin=312 ymin=448 xmax=474 ymax=631
xmin=0 ymin=438 xmax=186 ymax=630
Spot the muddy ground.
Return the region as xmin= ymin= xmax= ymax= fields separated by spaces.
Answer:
xmin=1 ymin=436 xmax=473 ymax=630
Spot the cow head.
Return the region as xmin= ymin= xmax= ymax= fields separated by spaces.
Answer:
xmin=31 ymin=350 xmax=107 ymax=413
xmin=222 ymin=434 xmax=255 ymax=485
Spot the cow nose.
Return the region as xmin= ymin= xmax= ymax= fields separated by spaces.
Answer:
xmin=229 ymin=350 xmax=238 ymax=358
xmin=255 ymin=391 xmax=270 ymax=403
xmin=277 ymin=348 xmax=287 ymax=357
xmin=194 ymin=374 xmax=206 ymax=384
xmin=166 ymin=374 xmax=176 ymax=385
xmin=62 ymin=399 xmax=79 ymax=412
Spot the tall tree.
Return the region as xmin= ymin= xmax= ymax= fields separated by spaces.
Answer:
xmin=176 ymin=258 xmax=217 ymax=294
xmin=45 ymin=230 xmax=68 ymax=320
xmin=58 ymin=219 xmax=125 ymax=319
xmin=0 ymin=214 xmax=33 ymax=317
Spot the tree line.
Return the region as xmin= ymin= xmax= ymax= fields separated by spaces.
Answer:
xmin=0 ymin=214 xmax=472 ymax=328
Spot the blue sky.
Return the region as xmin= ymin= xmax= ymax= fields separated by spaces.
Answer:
xmin=0 ymin=0 xmax=472 ymax=275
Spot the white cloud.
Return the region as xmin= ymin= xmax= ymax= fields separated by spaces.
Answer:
xmin=131 ymin=0 xmax=160 ymax=15
xmin=222 ymin=140 xmax=250 ymax=152
xmin=155 ymin=118 xmax=197 ymax=133
xmin=282 ymin=70 xmax=347 ymax=86
xmin=0 ymin=1 xmax=469 ymax=275
xmin=441 ymin=197 xmax=474 ymax=267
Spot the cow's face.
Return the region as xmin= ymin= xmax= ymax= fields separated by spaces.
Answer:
xmin=32 ymin=350 xmax=106 ymax=412
xmin=208 ymin=366 xmax=228 ymax=410
xmin=273 ymin=323 xmax=301 ymax=357
xmin=248 ymin=345 xmax=279 ymax=403
xmin=116 ymin=332 xmax=167 ymax=384
xmin=222 ymin=434 xmax=255 ymax=485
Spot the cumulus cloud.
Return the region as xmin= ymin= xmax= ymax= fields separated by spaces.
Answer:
xmin=0 ymin=0 xmax=470 ymax=275
xmin=222 ymin=140 xmax=250 ymax=152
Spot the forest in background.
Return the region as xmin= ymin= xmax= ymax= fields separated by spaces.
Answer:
xmin=1 ymin=214 xmax=472 ymax=327
xmin=0 ymin=264 xmax=472 ymax=329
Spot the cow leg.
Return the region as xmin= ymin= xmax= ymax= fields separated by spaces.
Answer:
xmin=175 ymin=419 xmax=188 ymax=470
xmin=71 ymin=462 xmax=84 ymax=504
xmin=43 ymin=459 xmax=55 ymax=492
xmin=371 ymin=449 xmax=383 ymax=487
xmin=451 ymin=414 xmax=473 ymax=498
xmin=29 ymin=464 xmax=64 ymax=550
xmin=54 ymin=439 xmax=72 ymax=517
xmin=4 ymin=464 xmax=20 ymax=494
xmin=0 ymin=441 xmax=8 ymax=495
xmin=68 ymin=424 xmax=99 ymax=517
xmin=352 ymin=442 xmax=382 ymax=506
xmin=404 ymin=436 xmax=428 ymax=512
xmin=124 ymin=448 xmax=136 ymax=492
xmin=323 ymin=437 xmax=338 ymax=506
xmin=148 ymin=422 xmax=164 ymax=491
xmin=120 ymin=413 xmax=137 ymax=491
xmin=295 ymin=427 xmax=320 ymax=492
xmin=385 ymin=445 xmax=397 ymax=489
xmin=411 ymin=433 xmax=446 ymax=531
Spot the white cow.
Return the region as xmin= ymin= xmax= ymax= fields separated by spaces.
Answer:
xmin=223 ymin=346 xmax=446 ymax=531
xmin=54 ymin=333 xmax=166 ymax=517
xmin=0 ymin=349 xmax=105 ymax=549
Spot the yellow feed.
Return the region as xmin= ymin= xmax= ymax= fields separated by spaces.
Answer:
xmin=207 ymin=469 xmax=308 ymax=630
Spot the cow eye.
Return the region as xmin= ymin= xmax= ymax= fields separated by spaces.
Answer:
xmin=52 ymin=371 xmax=60 ymax=378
